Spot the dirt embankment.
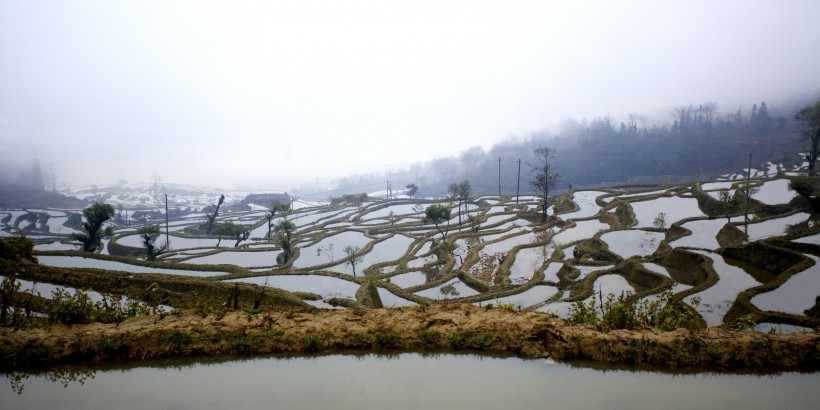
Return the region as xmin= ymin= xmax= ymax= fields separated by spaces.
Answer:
xmin=2 ymin=304 xmax=818 ymax=372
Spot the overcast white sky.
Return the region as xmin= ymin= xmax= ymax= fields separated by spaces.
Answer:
xmin=1 ymin=0 xmax=819 ymax=189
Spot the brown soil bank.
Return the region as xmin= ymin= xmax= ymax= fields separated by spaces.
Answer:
xmin=2 ymin=304 xmax=817 ymax=373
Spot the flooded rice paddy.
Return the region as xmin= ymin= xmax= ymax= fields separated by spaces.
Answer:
xmin=4 ymin=172 xmax=818 ymax=329
xmin=38 ymin=255 xmax=228 ymax=277
xmin=751 ymin=255 xmax=820 ymax=315
xmin=744 ymin=212 xmax=810 ymax=242
xmin=685 ymin=251 xmax=762 ymax=327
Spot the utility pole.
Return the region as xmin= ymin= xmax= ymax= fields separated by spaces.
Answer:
xmin=164 ymin=193 xmax=170 ymax=249
xmin=516 ymin=158 xmax=521 ymax=204
xmin=745 ymin=153 xmax=752 ymax=225
xmin=497 ymin=157 xmax=501 ymax=197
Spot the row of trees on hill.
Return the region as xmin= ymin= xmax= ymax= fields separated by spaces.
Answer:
xmin=0 ymin=158 xmax=56 ymax=191
xmin=304 ymin=97 xmax=817 ymax=200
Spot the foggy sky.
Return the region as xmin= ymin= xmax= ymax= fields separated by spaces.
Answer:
xmin=1 ymin=0 xmax=819 ymax=190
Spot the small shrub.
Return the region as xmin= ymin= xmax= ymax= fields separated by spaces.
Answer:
xmin=447 ymin=332 xmax=468 ymax=349
xmin=264 ymin=330 xmax=295 ymax=345
xmin=0 ymin=235 xmax=37 ymax=263
xmin=653 ymin=298 xmax=702 ymax=331
xmin=281 ymin=333 xmax=295 ymax=345
xmin=350 ymin=332 xmax=373 ymax=347
xmin=200 ymin=331 xmax=220 ymax=342
xmin=418 ymin=328 xmax=440 ymax=345
xmin=96 ymin=337 xmax=120 ymax=356
xmin=598 ymin=292 xmax=636 ymax=331
xmin=49 ymin=289 xmax=95 ymax=325
xmin=373 ymin=328 xmax=399 ymax=347
xmin=732 ymin=315 xmax=757 ymax=330
xmin=16 ymin=340 xmax=50 ymax=367
xmin=231 ymin=333 xmax=255 ymax=354
xmin=1 ymin=272 xmax=22 ymax=326
xmin=567 ymin=299 xmax=599 ymax=326
xmin=48 ymin=288 xmax=156 ymax=325
xmin=433 ymin=241 xmax=456 ymax=260
xmin=167 ymin=330 xmax=192 ymax=345
xmin=568 ymin=290 xmax=703 ymax=332
xmin=303 ymin=335 xmax=322 ymax=352
xmin=470 ymin=332 xmax=495 ymax=350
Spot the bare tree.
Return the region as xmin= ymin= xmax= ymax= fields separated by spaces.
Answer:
xmin=204 ymin=194 xmax=225 ymax=234
xmin=447 ymin=179 xmax=471 ymax=226
xmin=653 ymin=212 xmax=667 ymax=235
xmin=530 ymin=147 xmax=559 ymax=223
xmin=718 ymin=189 xmax=733 ymax=222
xmin=344 ymin=245 xmax=365 ymax=276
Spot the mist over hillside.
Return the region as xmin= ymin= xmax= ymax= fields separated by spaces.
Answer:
xmin=296 ymin=96 xmax=816 ymax=200
xmin=2 ymin=92 xmax=817 ymax=208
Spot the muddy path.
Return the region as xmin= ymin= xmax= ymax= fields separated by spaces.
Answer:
xmin=2 ymin=304 xmax=818 ymax=373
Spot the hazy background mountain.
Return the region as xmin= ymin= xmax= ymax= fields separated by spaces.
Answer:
xmin=295 ymin=95 xmax=815 ymax=200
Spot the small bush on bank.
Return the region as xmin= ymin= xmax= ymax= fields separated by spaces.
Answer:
xmin=0 ymin=236 xmax=37 ymax=263
xmin=48 ymin=288 xmax=159 ymax=325
xmin=568 ymin=290 xmax=703 ymax=332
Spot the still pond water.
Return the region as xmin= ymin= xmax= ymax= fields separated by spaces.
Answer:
xmin=2 ymin=353 xmax=817 ymax=409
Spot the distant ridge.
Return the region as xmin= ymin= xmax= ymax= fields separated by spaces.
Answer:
xmin=0 ymin=184 xmax=90 ymax=209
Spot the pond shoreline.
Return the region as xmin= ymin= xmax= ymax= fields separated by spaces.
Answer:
xmin=2 ymin=304 xmax=817 ymax=373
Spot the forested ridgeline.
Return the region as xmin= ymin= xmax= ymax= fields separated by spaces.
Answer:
xmin=317 ymin=100 xmax=812 ymax=199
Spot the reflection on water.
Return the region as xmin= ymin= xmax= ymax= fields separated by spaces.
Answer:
xmin=669 ymin=218 xmax=731 ymax=250
xmin=751 ymin=255 xmax=820 ymax=315
xmin=745 ymin=212 xmax=811 ymax=242
xmin=414 ymin=278 xmax=480 ymax=300
xmin=2 ymin=354 xmax=818 ymax=409
xmin=561 ymin=190 xmax=605 ymax=219
xmin=376 ymin=287 xmax=417 ymax=307
xmin=183 ymin=250 xmax=279 ymax=267
xmin=686 ymin=251 xmax=761 ymax=326
xmin=751 ymin=179 xmax=796 ymax=205
xmin=291 ymin=231 xmax=371 ymax=269
xmin=481 ymin=285 xmax=558 ymax=309
xmin=630 ymin=197 xmax=705 ymax=228
xmin=600 ymin=229 xmax=664 ymax=258
xmin=227 ymin=275 xmax=360 ymax=301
